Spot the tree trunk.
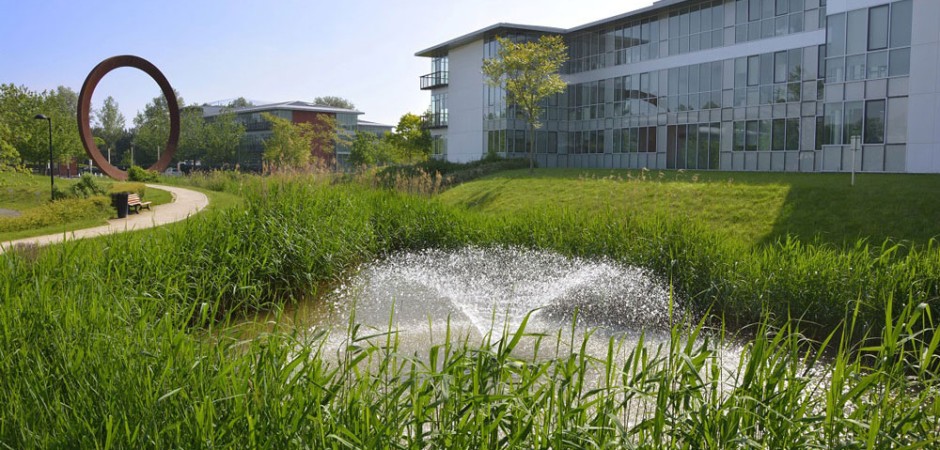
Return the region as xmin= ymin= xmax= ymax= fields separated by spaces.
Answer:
xmin=527 ymin=123 xmax=535 ymax=173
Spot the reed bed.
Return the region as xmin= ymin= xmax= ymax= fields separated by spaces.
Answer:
xmin=1 ymin=173 xmax=938 ymax=447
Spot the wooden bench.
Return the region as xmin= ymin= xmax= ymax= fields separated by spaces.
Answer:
xmin=127 ymin=193 xmax=152 ymax=213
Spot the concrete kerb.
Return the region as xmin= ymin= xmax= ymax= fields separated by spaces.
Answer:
xmin=0 ymin=184 xmax=209 ymax=255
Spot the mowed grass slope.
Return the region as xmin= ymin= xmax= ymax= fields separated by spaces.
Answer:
xmin=438 ymin=169 xmax=940 ymax=248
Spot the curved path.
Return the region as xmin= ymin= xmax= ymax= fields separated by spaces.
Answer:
xmin=0 ymin=184 xmax=209 ymax=254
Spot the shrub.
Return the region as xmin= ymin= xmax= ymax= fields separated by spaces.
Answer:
xmin=70 ymin=173 xmax=107 ymax=198
xmin=127 ymin=165 xmax=159 ymax=182
xmin=0 ymin=196 xmax=112 ymax=233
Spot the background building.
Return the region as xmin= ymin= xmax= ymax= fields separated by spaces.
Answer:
xmin=417 ymin=0 xmax=940 ymax=173
xmin=203 ymin=101 xmax=389 ymax=170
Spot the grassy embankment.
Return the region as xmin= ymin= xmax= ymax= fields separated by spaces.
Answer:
xmin=0 ymin=170 xmax=939 ymax=447
xmin=439 ymin=169 xmax=940 ymax=249
xmin=0 ymin=172 xmax=173 ymax=241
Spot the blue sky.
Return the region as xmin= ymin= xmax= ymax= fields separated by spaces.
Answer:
xmin=0 ymin=0 xmax=653 ymax=125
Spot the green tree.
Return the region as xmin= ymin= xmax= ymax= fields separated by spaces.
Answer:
xmin=0 ymin=120 xmax=18 ymax=168
xmin=176 ymin=106 xmax=206 ymax=164
xmin=482 ymin=35 xmax=568 ymax=171
xmin=203 ymin=111 xmax=244 ymax=167
xmin=313 ymin=96 xmax=356 ymax=110
xmin=226 ymin=97 xmax=254 ymax=109
xmin=94 ymin=96 xmax=126 ymax=164
xmin=0 ymin=84 xmax=43 ymax=166
xmin=133 ymin=90 xmax=183 ymax=167
xmin=262 ymin=113 xmax=347 ymax=169
xmin=349 ymin=131 xmax=399 ymax=168
xmin=261 ymin=112 xmax=316 ymax=168
xmin=385 ymin=112 xmax=431 ymax=163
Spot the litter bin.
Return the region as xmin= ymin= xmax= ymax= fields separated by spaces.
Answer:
xmin=111 ymin=192 xmax=129 ymax=219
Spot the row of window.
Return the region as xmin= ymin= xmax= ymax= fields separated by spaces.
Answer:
xmin=733 ymin=118 xmax=801 ymax=151
xmin=564 ymin=0 xmax=827 ymax=74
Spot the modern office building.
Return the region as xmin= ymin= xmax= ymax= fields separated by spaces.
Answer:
xmin=202 ymin=101 xmax=363 ymax=169
xmin=417 ymin=0 xmax=940 ymax=173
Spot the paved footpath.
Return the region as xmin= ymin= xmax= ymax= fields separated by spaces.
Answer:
xmin=0 ymin=184 xmax=209 ymax=254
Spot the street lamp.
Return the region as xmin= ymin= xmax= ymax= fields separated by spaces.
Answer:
xmin=33 ymin=114 xmax=53 ymax=201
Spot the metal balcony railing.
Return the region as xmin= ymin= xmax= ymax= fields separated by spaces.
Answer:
xmin=420 ymin=71 xmax=449 ymax=90
xmin=426 ymin=111 xmax=448 ymax=128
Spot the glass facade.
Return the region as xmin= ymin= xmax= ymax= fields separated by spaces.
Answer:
xmin=424 ymin=0 xmax=918 ymax=172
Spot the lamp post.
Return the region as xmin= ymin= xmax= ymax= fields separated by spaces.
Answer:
xmin=33 ymin=114 xmax=53 ymax=201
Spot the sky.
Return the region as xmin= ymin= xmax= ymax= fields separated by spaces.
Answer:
xmin=0 ymin=0 xmax=654 ymax=126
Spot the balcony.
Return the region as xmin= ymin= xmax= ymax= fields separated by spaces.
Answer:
xmin=420 ymin=71 xmax=449 ymax=90
xmin=426 ymin=111 xmax=448 ymax=128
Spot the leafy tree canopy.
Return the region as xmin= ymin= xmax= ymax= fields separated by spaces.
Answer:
xmin=313 ymin=96 xmax=356 ymax=110
xmin=482 ymin=35 xmax=567 ymax=171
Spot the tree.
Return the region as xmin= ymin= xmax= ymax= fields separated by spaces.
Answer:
xmin=385 ymin=112 xmax=431 ymax=163
xmin=133 ymin=90 xmax=183 ymax=167
xmin=203 ymin=111 xmax=244 ymax=167
xmin=313 ymin=96 xmax=356 ymax=110
xmin=482 ymin=35 xmax=568 ymax=171
xmin=262 ymin=112 xmax=347 ymax=170
xmin=176 ymin=106 xmax=206 ymax=164
xmin=94 ymin=96 xmax=126 ymax=164
xmin=349 ymin=131 xmax=399 ymax=168
xmin=261 ymin=112 xmax=316 ymax=168
xmin=226 ymin=97 xmax=253 ymax=109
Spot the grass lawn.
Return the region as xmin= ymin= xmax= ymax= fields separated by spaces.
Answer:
xmin=438 ymin=169 xmax=940 ymax=248
xmin=0 ymin=172 xmax=174 ymax=242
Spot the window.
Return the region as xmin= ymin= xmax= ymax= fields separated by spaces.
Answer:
xmin=827 ymin=13 xmax=845 ymax=57
xmin=890 ymin=0 xmax=912 ymax=48
xmin=889 ymin=48 xmax=910 ymax=77
xmin=843 ymin=101 xmax=863 ymax=145
xmin=864 ymin=100 xmax=885 ymax=144
xmin=886 ymin=97 xmax=908 ymax=144
xmin=774 ymin=51 xmax=788 ymax=83
xmin=868 ymin=5 xmax=888 ymax=51
xmin=786 ymin=118 xmax=800 ymax=150
xmin=734 ymin=121 xmax=746 ymax=151
xmin=845 ymin=55 xmax=866 ymax=81
xmin=845 ymin=9 xmax=867 ymax=55
xmin=747 ymin=57 xmax=759 ymax=86
xmin=773 ymin=119 xmax=786 ymax=150
xmin=746 ymin=120 xmax=759 ymax=151
xmin=867 ymin=51 xmax=887 ymax=79
xmin=824 ymin=103 xmax=843 ymax=146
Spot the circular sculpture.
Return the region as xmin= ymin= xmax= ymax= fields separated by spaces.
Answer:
xmin=77 ymin=55 xmax=179 ymax=180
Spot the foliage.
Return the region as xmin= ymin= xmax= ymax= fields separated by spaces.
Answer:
xmin=127 ymin=165 xmax=159 ymax=182
xmin=177 ymin=107 xmax=245 ymax=167
xmin=93 ymin=95 xmax=125 ymax=161
xmin=312 ymin=95 xmax=355 ymax=110
xmin=483 ymin=35 xmax=568 ymax=171
xmin=70 ymin=173 xmax=107 ymax=198
xmin=225 ymin=97 xmax=253 ymax=109
xmin=133 ymin=90 xmax=184 ymax=167
xmin=385 ymin=112 xmax=431 ymax=162
xmin=262 ymin=112 xmax=345 ymax=169
xmin=1 ymin=175 xmax=940 ymax=446
xmin=349 ymin=131 xmax=399 ymax=168
xmin=0 ymin=84 xmax=86 ymax=166
xmin=373 ymin=157 xmax=529 ymax=193
xmin=0 ymin=195 xmax=112 ymax=233
xmin=203 ymin=111 xmax=244 ymax=167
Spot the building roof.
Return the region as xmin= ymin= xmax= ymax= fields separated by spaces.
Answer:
xmin=415 ymin=23 xmax=566 ymax=57
xmin=358 ymin=119 xmax=394 ymax=128
xmin=416 ymin=0 xmax=689 ymax=56
xmin=568 ymin=0 xmax=685 ymax=33
xmin=203 ymin=100 xmax=363 ymax=118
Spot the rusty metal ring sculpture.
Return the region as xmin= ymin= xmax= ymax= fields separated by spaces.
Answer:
xmin=77 ymin=55 xmax=179 ymax=180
